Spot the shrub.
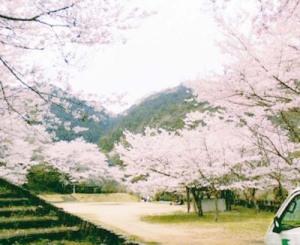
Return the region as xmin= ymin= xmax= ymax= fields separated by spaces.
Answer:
xmin=100 ymin=179 xmax=125 ymax=193
xmin=154 ymin=191 xmax=180 ymax=202
xmin=24 ymin=163 xmax=71 ymax=194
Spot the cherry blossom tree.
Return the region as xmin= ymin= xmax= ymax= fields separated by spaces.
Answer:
xmin=0 ymin=0 xmax=150 ymax=121
xmin=189 ymin=0 xmax=300 ymax=135
xmin=43 ymin=138 xmax=114 ymax=182
xmin=116 ymin=112 xmax=262 ymax=218
xmin=0 ymin=113 xmax=52 ymax=184
xmin=186 ymin=0 xmax=300 ymax=195
xmin=0 ymin=117 xmax=120 ymax=185
xmin=0 ymin=1 xmax=151 ymax=185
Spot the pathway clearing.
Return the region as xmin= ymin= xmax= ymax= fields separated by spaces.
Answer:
xmin=55 ymin=202 xmax=268 ymax=245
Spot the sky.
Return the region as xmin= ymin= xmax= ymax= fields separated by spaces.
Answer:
xmin=72 ymin=0 xmax=223 ymax=113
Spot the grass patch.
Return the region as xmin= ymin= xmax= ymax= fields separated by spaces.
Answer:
xmin=0 ymin=226 xmax=79 ymax=239
xmin=142 ymin=206 xmax=273 ymax=224
xmin=40 ymin=193 xmax=139 ymax=203
xmin=0 ymin=206 xmax=38 ymax=212
xmin=0 ymin=216 xmax=58 ymax=223
xmin=16 ymin=239 xmax=94 ymax=245
xmin=141 ymin=206 xmax=273 ymax=241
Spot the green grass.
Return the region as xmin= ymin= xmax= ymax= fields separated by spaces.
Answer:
xmin=0 ymin=206 xmax=38 ymax=212
xmin=142 ymin=206 xmax=273 ymax=224
xmin=0 ymin=226 xmax=79 ymax=239
xmin=141 ymin=206 xmax=273 ymax=241
xmin=40 ymin=193 xmax=139 ymax=203
xmin=0 ymin=198 xmax=28 ymax=201
xmin=0 ymin=216 xmax=58 ymax=223
xmin=17 ymin=239 xmax=94 ymax=245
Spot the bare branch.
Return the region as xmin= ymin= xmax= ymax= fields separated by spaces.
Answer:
xmin=0 ymin=4 xmax=75 ymax=22
xmin=0 ymin=56 xmax=48 ymax=102
xmin=0 ymin=80 xmax=31 ymax=123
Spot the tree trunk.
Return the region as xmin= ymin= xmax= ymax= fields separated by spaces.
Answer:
xmin=214 ymin=191 xmax=219 ymax=222
xmin=223 ymin=190 xmax=232 ymax=211
xmin=186 ymin=187 xmax=191 ymax=213
xmin=250 ymin=188 xmax=259 ymax=212
xmin=191 ymin=187 xmax=203 ymax=216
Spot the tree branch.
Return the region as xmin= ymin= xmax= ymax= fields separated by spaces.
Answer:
xmin=0 ymin=4 xmax=75 ymax=22
xmin=0 ymin=56 xmax=48 ymax=102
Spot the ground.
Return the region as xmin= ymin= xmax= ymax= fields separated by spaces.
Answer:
xmin=43 ymin=194 xmax=274 ymax=245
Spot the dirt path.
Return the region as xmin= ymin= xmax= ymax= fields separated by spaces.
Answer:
xmin=55 ymin=202 xmax=264 ymax=245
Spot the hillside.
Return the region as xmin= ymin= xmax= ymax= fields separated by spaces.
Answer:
xmin=98 ymin=85 xmax=206 ymax=152
xmin=43 ymin=85 xmax=206 ymax=152
xmin=45 ymin=85 xmax=300 ymax=154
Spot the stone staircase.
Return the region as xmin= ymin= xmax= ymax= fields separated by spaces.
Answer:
xmin=0 ymin=186 xmax=81 ymax=244
xmin=0 ymin=178 xmax=139 ymax=245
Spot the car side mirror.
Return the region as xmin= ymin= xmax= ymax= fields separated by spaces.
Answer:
xmin=273 ymin=216 xmax=282 ymax=233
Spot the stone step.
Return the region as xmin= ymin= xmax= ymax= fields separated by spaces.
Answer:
xmin=0 ymin=226 xmax=80 ymax=245
xmin=0 ymin=205 xmax=47 ymax=217
xmin=0 ymin=216 xmax=61 ymax=229
xmin=0 ymin=192 xmax=22 ymax=198
xmin=0 ymin=197 xmax=31 ymax=207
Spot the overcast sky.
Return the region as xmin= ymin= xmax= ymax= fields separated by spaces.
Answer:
xmin=72 ymin=0 xmax=223 ymax=113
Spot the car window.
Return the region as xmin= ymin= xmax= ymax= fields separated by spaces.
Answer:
xmin=280 ymin=195 xmax=300 ymax=231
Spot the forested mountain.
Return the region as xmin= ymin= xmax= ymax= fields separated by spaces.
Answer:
xmin=98 ymin=85 xmax=207 ymax=152
xmin=47 ymin=85 xmax=207 ymax=152
xmin=47 ymin=85 xmax=300 ymax=154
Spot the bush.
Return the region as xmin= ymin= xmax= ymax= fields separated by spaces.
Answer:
xmin=71 ymin=179 xmax=125 ymax=194
xmin=100 ymin=179 xmax=126 ymax=193
xmin=273 ymin=185 xmax=288 ymax=203
xmin=24 ymin=163 xmax=71 ymax=194
xmin=154 ymin=191 xmax=180 ymax=202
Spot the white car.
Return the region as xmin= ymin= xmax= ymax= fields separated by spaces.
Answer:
xmin=265 ymin=188 xmax=300 ymax=245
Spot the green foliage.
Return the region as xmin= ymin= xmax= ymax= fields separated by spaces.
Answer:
xmin=107 ymin=154 xmax=124 ymax=166
xmin=74 ymin=182 xmax=102 ymax=194
xmin=100 ymin=179 xmax=125 ymax=193
xmin=273 ymin=186 xmax=288 ymax=203
xmin=24 ymin=164 xmax=71 ymax=194
xmin=153 ymin=191 xmax=179 ymax=202
xmin=130 ymin=174 xmax=149 ymax=184
xmin=98 ymin=129 xmax=123 ymax=152
xmin=274 ymin=109 xmax=300 ymax=142
xmin=74 ymin=179 xmax=125 ymax=194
